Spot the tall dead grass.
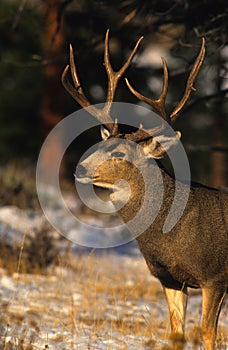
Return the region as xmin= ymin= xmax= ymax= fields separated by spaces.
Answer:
xmin=0 ymin=249 xmax=227 ymax=349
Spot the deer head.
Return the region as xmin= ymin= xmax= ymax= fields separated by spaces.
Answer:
xmin=62 ymin=30 xmax=205 ymax=189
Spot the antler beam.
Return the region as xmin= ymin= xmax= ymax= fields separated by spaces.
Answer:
xmin=62 ymin=29 xmax=143 ymax=134
xmin=126 ymin=57 xmax=169 ymax=122
xmin=62 ymin=31 xmax=205 ymax=143
xmin=125 ymin=38 xmax=205 ymax=127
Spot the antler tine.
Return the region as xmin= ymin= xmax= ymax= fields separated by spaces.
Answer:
xmin=61 ymin=47 xmax=88 ymax=108
xmin=124 ymin=38 xmax=205 ymax=141
xmin=169 ymin=37 xmax=205 ymax=122
xmin=103 ymin=29 xmax=143 ymax=116
xmin=61 ymin=45 xmax=114 ymax=128
xmin=125 ymin=57 xmax=169 ymax=122
xmin=62 ymin=31 xmax=143 ymax=133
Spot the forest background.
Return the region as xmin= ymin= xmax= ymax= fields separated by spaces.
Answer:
xmin=0 ymin=0 xmax=227 ymax=189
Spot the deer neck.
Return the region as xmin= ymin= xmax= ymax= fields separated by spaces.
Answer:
xmin=110 ymin=160 xmax=176 ymax=225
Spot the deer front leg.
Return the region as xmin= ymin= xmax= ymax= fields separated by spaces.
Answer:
xmin=201 ymin=286 xmax=226 ymax=350
xmin=163 ymin=286 xmax=188 ymax=337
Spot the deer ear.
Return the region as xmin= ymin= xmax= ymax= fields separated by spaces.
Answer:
xmin=142 ymin=131 xmax=181 ymax=159
xmin=101 ymin=126 xmax=111 ymax=140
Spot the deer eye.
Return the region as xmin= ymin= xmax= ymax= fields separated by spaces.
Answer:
xmin=111 ymin=151 xmax=125 ymax=159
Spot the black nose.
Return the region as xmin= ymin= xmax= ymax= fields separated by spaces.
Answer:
xmin=75 ymin=164 xmax=87 ymax=178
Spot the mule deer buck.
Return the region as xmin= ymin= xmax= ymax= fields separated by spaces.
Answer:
xmin=62 ymin=30 xmax=228 ymax=349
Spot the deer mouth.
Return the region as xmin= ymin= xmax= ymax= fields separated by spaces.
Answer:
xmin=75 ymin=173 xmax=114 ymax=190
xmin=75 ymin=175 xmax=93 ymax=184
xmin=93 ymin=177 xmax=114 ymax=190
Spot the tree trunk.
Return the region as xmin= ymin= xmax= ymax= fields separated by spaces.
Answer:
xmin=40 ymin=0 xmax=65 ymax=183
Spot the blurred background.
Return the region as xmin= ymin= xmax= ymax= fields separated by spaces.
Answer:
xmin=0 ymin=0 xmax=227 ymax=206
xmin=0 ymin=3 xmax=227 ymax=342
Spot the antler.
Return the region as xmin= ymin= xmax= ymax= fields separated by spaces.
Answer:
xmin=125 ymin=38 xmax=205 ymax=140
xmin=169 ymin=38 xmax=205 ymax=122
xmin=62 ymin=29 xmax=143 ymax=134
xmin=126 ymin=57 xmax=169 ymax=122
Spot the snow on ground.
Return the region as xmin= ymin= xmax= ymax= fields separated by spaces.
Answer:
xmin=0 ymin=257 xmax=156 ymax=349
xmin=0 ymin=204 xmax=227 ymax=349
xmin=0 ymin=255 xmax=227 ymax=350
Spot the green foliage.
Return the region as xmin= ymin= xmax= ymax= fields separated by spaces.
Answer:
xmin=0 ymin=1 xmax=44 ymax=162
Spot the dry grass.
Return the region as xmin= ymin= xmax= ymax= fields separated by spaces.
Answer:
xmin=1 ymin=249 xmax=227 ymax=349
xmin=0 ymin=164 xmax=227 ymax=349
xmin=0 ymin=251 xmax=163 ymax=348
xmin=0 ymin=227 xmax=61 ymax=275
xmin=0 ymin=163 xmax=39 ymax=210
